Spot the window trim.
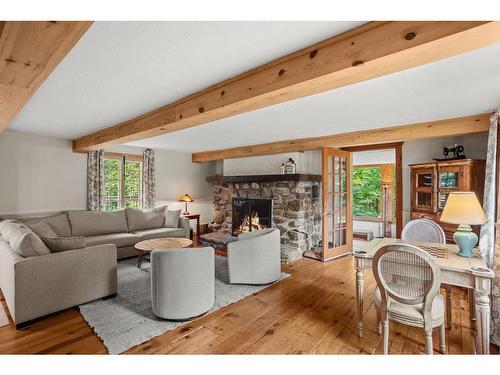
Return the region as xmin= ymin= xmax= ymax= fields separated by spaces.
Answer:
xmin=104 ymin=152 xmax=143 ymax=210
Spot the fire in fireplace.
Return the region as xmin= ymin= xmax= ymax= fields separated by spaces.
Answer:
xmin=232 ymin=198 xmax=273 ymax=236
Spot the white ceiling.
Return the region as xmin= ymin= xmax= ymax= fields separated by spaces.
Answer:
xmin=9 ymin=21 xmax=364 ymax=139
xmin=8 ymin=22 xmax=500 ymax=153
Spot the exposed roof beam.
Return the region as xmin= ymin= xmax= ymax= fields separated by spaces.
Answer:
xmin=73 ymin=21 xmax=500 ymax=152
xmin=0 ymin=21 xmax=92 ymax=133
xmin=191 ymin=113 xmax=491 ymax=162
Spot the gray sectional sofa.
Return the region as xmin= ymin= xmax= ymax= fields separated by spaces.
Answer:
xmin=0 ymin=207 xmax=191 ymax=327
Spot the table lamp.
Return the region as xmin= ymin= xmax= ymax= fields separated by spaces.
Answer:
xmin=440 ymin=192 xmax=487 ymax=258
xmin=179 ymin=194 xmax=193 ymax=215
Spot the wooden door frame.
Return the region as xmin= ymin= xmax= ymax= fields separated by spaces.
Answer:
xmin=342 ymin=142 xmax=403 ymax=238
xmin=321 ymin=148 xmax=353 ymax=261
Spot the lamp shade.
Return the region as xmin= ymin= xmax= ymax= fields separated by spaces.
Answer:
xmin=179 ymin=194 xmax=193 ymax=203
xmin=440 ymin=192 xmax=487 ymax=225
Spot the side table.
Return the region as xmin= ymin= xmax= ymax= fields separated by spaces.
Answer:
xmin=183 ymin=213 xmax=200 ymax=240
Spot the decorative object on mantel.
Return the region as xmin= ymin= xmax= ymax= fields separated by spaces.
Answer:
xmin=284 ymin=158 xmax=297 ymax=174
xmin=433 ymin=144 xmax=466 ymax=161
xmin=440 ymin=192 xmax=487 ymax=258
xmin=179 ymin=194 xmax=193 ymax=215
xmin=280 ymin=163 xmax=286 ymax=174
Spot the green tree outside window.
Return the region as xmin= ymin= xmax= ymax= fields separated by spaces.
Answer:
xmin=352 ymin=167 xmax=382 ymax=218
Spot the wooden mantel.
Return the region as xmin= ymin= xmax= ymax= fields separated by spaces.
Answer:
xmin=205 ymin=174 xmax=322 ymax=183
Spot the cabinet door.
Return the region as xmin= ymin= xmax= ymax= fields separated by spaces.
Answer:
xmin=411 ymin=167 xmax=436 ymax=213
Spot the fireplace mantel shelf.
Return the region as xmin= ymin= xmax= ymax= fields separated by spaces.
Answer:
xmin=206 ymin=174 xmax=322 ymax=183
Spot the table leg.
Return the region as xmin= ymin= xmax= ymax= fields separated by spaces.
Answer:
xmin=468 ymin=289 xmax=477 ymax=336
xmin=355 ymin=259 xmax=365 ymax=338
xmin=445 ymin=285 xmax=452 ymax=330
xmin=474 ymin=276 xmax=491 ymax=355
xmin=137 ymin=252 xmax=143 ymax=268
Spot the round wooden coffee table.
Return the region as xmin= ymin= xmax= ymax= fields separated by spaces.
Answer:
xmin=134 ymin=237 xmax=193 ymax=268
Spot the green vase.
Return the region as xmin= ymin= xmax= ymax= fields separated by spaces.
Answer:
xmin=453 ymin=224 xmax=477 ymax=258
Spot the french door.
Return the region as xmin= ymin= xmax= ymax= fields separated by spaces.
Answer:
xmin=322 ymin=148 xmax=352 ymax=260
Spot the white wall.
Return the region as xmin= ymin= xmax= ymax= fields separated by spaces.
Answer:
xmin=353 ymin=149 xmax=395 ymax=166
xmin=222 ymin=150 xmax=321 ymax=175
xmin=0 ymin=130 xmax=87 ymax=214
xmin=0 ymin=130 xmax=216 ymax=224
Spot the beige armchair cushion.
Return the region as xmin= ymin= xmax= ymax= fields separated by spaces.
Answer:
xmin=126 ymin=206 xmax=167 ymax=231
xmin=68 ymin=210 xmax=128 ymax=236
xmin=0 ymin=220 xmax=51 ymax=257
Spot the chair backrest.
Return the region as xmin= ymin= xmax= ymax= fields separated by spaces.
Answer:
xmin=401 ymin=219 xmax=446 ymax=244
xmin=372 ymin=244 xmax=441 ymax=311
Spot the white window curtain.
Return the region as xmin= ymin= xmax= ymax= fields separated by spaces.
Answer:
xmin=87 ymin=150 xmax=105 ymax=211
xmin=485 ymin=111 xmax=500 ymax=347
xmin=142 ymin=148 xmax=156 ymax=209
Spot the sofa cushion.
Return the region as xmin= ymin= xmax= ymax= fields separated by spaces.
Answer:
xmin=28 ymin=221 xmax=58 ymax=238
xmin=126 ymin=206 xmax=167 ymax=231
xmin=165 ymin=210 xmax=181 ymax=228
xmin=23 ymin=213 xmax=72 ymax=237
xmin=0 ymin=220 xmax=51 ymax=257
xmin=68 ymin=210 xmax=128 ymax=236
xmin=85 ymin=232 xmax=141 ymax=248
xmin=42 ymin=236 xmax=86 ymax=253
xmin=131 ymin=227 xmax=186 ymax=241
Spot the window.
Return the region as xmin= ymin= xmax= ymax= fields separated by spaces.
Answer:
xmin=352 ymin=166 xmax=382 ymax=219
xmin=104 ymin=153 xmax=143 ymax=211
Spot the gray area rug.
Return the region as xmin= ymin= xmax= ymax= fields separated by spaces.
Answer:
xmin=79 ymin=256 xmax=289 ymax=354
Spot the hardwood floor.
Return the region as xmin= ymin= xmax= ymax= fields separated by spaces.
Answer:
xmin=0 ymin=255 xmax=482 ymax=355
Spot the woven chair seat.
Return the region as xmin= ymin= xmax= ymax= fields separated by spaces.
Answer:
xmin=374 ymin=287 xmax=445 ymax=327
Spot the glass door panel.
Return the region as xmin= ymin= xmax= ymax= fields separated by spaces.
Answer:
xmin=322 ymin=148 xmax=352 ymax=260
xmin=417 ymin=172 xmax=433 ymax=188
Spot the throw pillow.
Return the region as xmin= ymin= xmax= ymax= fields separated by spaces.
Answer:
xmin=126 ymin=206 xmax=167 ymax=231
xmin=42 ymin=236 xmax=86 ymax=253
xmin=28 ymin=221 xmax=58 ymax=238
xmin=0 ymin=220 xmax=51 ymax=257
xmin=165 ymin=209 xmax=181 ymax=228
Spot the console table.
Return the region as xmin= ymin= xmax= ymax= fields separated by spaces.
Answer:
xmin=353 ymin=237 xmax=494 ymax=354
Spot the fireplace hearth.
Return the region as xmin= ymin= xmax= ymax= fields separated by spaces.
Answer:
xmin=232 ymin=198 xmax=272 ymax=236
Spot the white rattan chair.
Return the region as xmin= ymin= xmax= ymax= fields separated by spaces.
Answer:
xmin=401 ymin=218 xmax=446 ymax=244
xmin=373 ymin=244 xmax=446 ymax=354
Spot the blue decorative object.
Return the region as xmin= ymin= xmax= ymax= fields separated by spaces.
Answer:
xmin=453 ymin=224 xmax=478 ymax=258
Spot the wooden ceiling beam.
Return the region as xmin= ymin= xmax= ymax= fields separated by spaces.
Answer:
xmin=191 ymin=113 xmax=491 ymax=162
xmin=73 ymin=21 xmax=500 ymax=152
xmin=0 ymin=21 xmax=92 ymax=133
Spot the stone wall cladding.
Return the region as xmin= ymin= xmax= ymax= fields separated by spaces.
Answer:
xmin=212 ymin=180 xmax=322 ymax=263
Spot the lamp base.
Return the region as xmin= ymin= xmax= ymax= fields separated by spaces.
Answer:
xmin=453 ymin=224 xmax=478 ymax=258
xmin=183 ymin=211 xmax=190 ymax=216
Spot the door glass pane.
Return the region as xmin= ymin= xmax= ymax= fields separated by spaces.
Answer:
xmin=417 ymin=192 xmax=432 ymax=207
xmin=328 ymin=156 xmax=333 ymax=173
xmin=104 ymin=158 xmax=122 ymax=211
xmin=440 ymin=172 xmax=458 ymax=188
xmin=334 ymin=175 xmax=340 ymax=192
xmin=334 ymin=157 xmax=340 ymax=174
xmin=124 ymin=160 xmax=142 ymax=208
xmin=417 ymin=173 xmax=433 ymax=188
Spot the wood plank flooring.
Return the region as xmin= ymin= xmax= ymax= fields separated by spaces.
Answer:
xmin=0 ymin=255 xmax=483 ymax=354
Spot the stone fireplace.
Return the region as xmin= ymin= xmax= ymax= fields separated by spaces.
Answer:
xmin=207 ymin=174 xmax=322 ymax=263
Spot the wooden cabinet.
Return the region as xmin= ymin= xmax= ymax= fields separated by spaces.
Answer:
xmin=409 ymin=159 xmax=485 ymax=243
